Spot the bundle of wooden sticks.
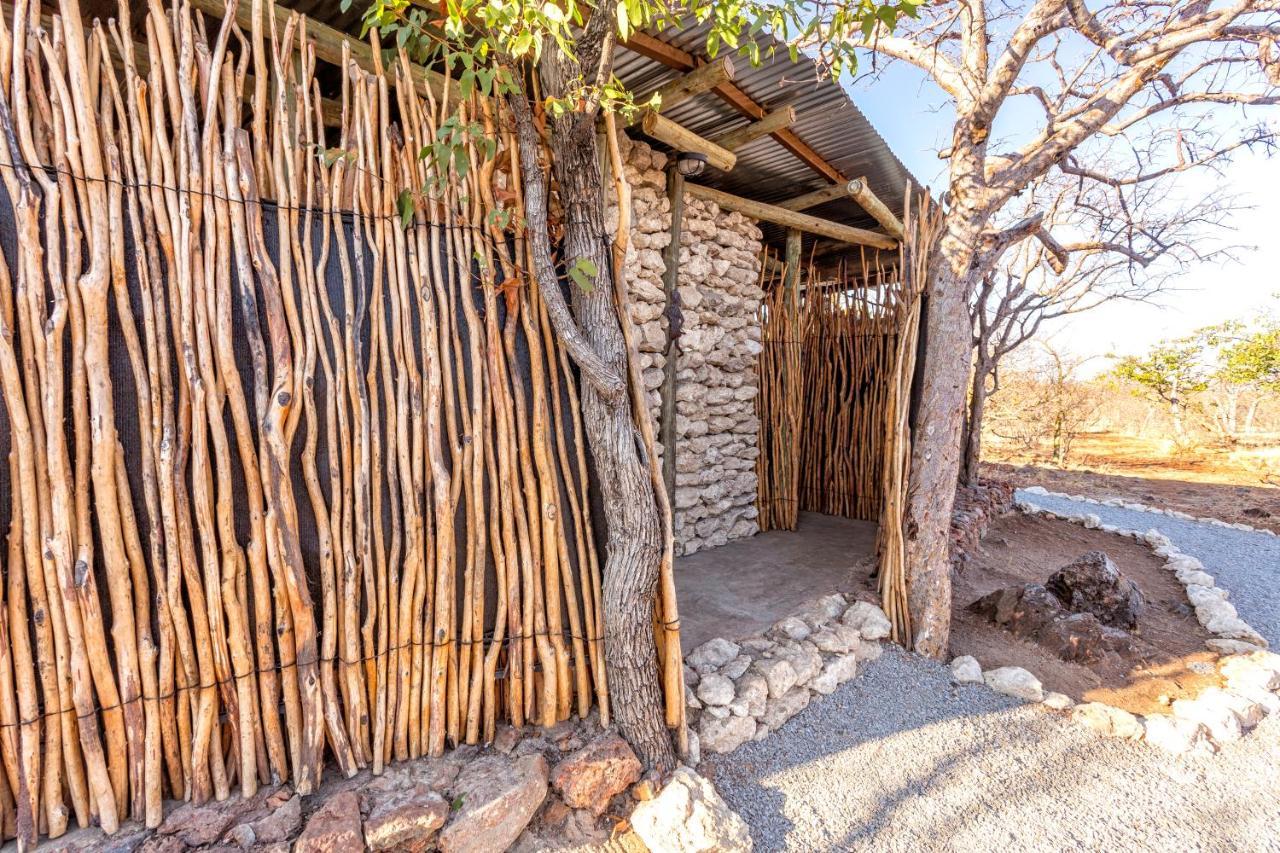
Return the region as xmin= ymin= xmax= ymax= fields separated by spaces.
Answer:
xmin=0 ymin=0 xmax=685 ymax=845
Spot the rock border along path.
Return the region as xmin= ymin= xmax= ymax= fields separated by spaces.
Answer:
xmin=980 ymin=487 xmax=1280 ymax=755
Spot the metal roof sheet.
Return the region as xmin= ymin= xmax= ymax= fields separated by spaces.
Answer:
xmin=267 ymin=3 xmax=918 ymax=248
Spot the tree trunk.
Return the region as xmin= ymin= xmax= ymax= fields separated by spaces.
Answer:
xmin=508 ymin=28 xmax=674 ymax=772
xmin=961 ymin=358 xmax=989 ymax=488
xmin=902 ymin=220 xmax=976 ymax=658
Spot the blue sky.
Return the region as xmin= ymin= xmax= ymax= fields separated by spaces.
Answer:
xmin=846 ymin=64 xmax=1280 ymax=369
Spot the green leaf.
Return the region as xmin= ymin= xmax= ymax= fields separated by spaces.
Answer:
xmin=398 ymin=189 xmax=414 ymax=229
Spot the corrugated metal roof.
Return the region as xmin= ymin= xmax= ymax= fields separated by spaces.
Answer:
xmin=267 ymin=3 xmax=917 ymax=248
xmin=612 ymin=23 xmax=918 ymax=248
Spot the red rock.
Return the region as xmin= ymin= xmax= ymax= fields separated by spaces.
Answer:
xmin=364 ymin=787 xmax=450 ymax=852
xmin=248 ymin=793 xmax=302 ymax=844
xmin=550 ymin=733 xmax=642 ymax=816
xmin=294 ymin=791 xmax=365 ymax=853
xmin=1048 ymin=551 xmax=1145 ymax=629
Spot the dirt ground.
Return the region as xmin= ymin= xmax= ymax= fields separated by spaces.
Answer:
xmin=986 ymin=460 xmax=1280 ymax=534
xmin=850 ymin=512 xmax=1223 ymax=715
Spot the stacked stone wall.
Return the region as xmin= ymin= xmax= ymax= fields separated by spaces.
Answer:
xmin=608 ymin=135 xmax=764 ymax=555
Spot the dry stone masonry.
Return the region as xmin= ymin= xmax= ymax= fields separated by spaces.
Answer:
xmin=610 ymin=135 xmax=765 ymax=555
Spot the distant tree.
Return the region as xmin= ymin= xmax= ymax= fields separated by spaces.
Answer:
xmin=1113 ymin=337 xmax=1210 ymax=437
xmin=1203 ymin=318 xmax=1280 ymax=436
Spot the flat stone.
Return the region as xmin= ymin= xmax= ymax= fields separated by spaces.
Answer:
xmin=842 ymin=601 xmax=892 ymax=640
xmin=983 ymin=666 xmax=1044 ymax=702
xmin=550 ymin=733 xmax=642 ymax=816
xmin=1206 ymin=638 xmax=1266 ymax=655
xmin=699 ymin=714 xmax=756 ymax=755
xmin=809 ymin=625 xmax=859 ymax=655
xmin=1198 ymin=687 xmax=1266 ymax=729
xmin=687 ymin=638 xmax=741 ymax=672
xmin=1142 ymin=715 xmax=1216 ymax=755
xmin=364 ymin=789 xmax=449 ymax=852
xmin=1072 ymin=702 xmax=1143 ymax=739
xmin=1172 ymin=695 xmax=1243 ymax=744
xmin=438 ymin=755 xmax=549 ymax=853
xmin=1220 ymin=655 xmax=1280 ymax=692
xmin=295 ymin=791 xmax=365 ymax=853
xmin=630 ymin=768 xmax=752 ymax=853
xmin=1042 ymin=692 xmax=1074 ymax=710
xmin=248 ymin=794 xmax=302 ymax=844
xmin=696 ymin=673 xmax=736 ymax=707
xmin=950 ymin=655 xmax=983 ymax=684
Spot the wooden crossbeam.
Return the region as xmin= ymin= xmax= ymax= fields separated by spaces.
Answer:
xmin=190 ymin=0 xmax=459 ymax=103
xmin=778 ymin=180 xmax=860 ymax=212
xmin=640 ymin=112 xmax=737 ymax=171
xmin=685 ymin=183 xmax=895 ymax=249
xmin=636 ymin=55 xmax=735 ymax=114
xmin=711 ymin=106 xmax=797 ymax=152
xmin=848 ymin=178 xmax=905 ymax=239
xmin=623 ymin=32 xmax=846 ymax=184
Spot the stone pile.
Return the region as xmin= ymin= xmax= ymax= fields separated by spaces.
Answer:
xmin=951 ymin=478 xmax=1016 ymax=569
xmin=684 ymin=594 xmax=892 ymax=756
xmin=953 ymin=489 xmax=1280 ymax=757
xmin=611 ymin=135 xmax=765 ymax=555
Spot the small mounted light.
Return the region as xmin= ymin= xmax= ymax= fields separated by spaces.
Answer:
xmin=675 ymin=152 xmax=708 ymax=178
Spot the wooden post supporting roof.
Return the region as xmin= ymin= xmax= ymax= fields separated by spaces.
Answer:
xmin=641 ymin=112 xmax=737 ymax=171
xmin=685 ymin=183 xmax=896 ymax=249
xmin=660 ymin=166 xmax=686 ymax=509
xmin=711 ymin=106 xmax=797 ymax=152
xmin=637 ymin=55 xmax=735 ymax=114
xmin=190 ymin=0 xmax=458 ymax=102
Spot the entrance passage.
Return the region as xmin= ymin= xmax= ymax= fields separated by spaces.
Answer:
xmin=676 ymin=513 xmax=877 ymax=650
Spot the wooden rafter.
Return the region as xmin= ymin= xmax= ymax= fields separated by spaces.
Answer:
xmin=711 ymin=106 xmax=797 ymax=152
xmin=623 ymin=31 xmax=847 ymax=184
xmin=636 ymin=55 xmax=735 ymax=114
xmin=641 ymin=112 xmax=736 ymax=171
xmin=686 ymin=183 xmax=896 ymax=249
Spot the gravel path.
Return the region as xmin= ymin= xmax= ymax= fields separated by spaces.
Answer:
xmin=1017 ymin=489 xmax=1280 ymax=646
xmin=705 ymin=647 xmax=1280 ymax=852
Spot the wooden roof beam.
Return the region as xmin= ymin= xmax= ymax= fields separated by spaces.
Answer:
xmin=636 ymin=55 xmax=735 ymax=115
xmin=623 ymin=32 xmax=847 ymax=184
xmin=710 ymin=106 xmax=797 ymax=152
xmin=848 ymin=178 xmax=904 ymax=239
xmin=190 ymin=0 xmax=459 ymax=103
xmin=640 ymin=112 xmax=736 ymax=171
xmin=685 ymin=183 xmax=895 ymax=249
xmin=778 ymin=179 xmax=860 ymax=211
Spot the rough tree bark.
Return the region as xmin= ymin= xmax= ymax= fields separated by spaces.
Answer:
xmin=505 ymin=12 xmax=675 ymax=772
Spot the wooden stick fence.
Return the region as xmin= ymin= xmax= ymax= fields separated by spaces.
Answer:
xmin=755 ymin=245 xmax=909 ymax=526
xmin=0 ymin=1 xmax=680 ymax=845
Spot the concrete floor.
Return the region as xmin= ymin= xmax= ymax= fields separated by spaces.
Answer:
xmin=676 ymin=512 xmax=877 ymax=650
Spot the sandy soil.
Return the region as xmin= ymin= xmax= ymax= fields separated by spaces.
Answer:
xmin=849 ymin=512 xmax=1221 ymax=715
xmin=986 ymin=461 xmax=1280 ymax=534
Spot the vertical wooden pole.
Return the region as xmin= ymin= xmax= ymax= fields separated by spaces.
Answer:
xmin=659 ymin=166 xmax=685 ymax=511
xmin=784 ymin=228 xmax=802 ymax=296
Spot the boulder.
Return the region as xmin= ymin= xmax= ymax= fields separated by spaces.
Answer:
xmin=696 ymin=673 xmax=736 ymax=707
xmin=295 ymin=791 xmax=365 ymax=853
xmin=854 ymin=639 xmax=883 ymax=662
xmin=249 ymin=794 xmax=302 ymax=844
xmin=630 ymin=769 xmax=753 ymax=853
xmin=771 ymin=616 xmax=811 ymax=642
xmin=1072 ymin=702 xmax=1144 ymax=739
xmin=842 ymin=601 xmax=892 ymax=640
xmin=722 ymin=655 xmax=753 ymax=680
xmin=1206 ymin=638 xmax=1266 ymax=656
xmin=364 ymin=790 xmax=450 ymax=852
xmin=1042 ymin=692 xmax=1074 ymax=710
xmin=983 ymin=667 xmax=1044 ymax=702
xmin=687 ymin=638 xmax=741 ymax=672
xmin=550 ymin=733 xmax=642 ymax=816
xmin=809 ymin=625 xmax=859 ymax=655
xmin=1142 ymin=715 xmax=1215 ymax=755
xmin=438 ymin=755 xmax=549 ymax=853
xmin=734 ymin=673 xmax=768 ymax=716
xmin=699 ymin=715 xmax=756 ymax=755
xmin=950 ymin=655 xmax=983 ymax=685
xmin=1197 ymin=687 xmax=1266 ymax=730
xmin=1046 ymin=551 xmax=1144 ymax=629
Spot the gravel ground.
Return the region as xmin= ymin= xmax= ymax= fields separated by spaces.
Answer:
xmin=705 ymin=647 xmax=1280 ymax=852
xmin=1017 ymin=489 xmax=1280 ymax=645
